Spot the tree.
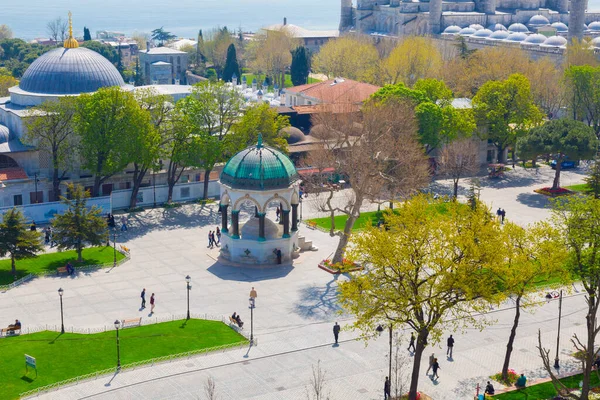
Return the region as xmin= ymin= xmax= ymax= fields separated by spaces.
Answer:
xmin=584 ymin=159 xmax=600 ymax=199
xmin=545 ymin=195 xmax=600 ymax=398
xmin=134 ymin=58 xmax=143 ymax=86
xmin=306 ymin=360 xmax=330 ymax=400
xmin=247 ymin=28 xmax=298 ymax=89
xmin=222 ymin=44 xmax=241 ymax=83
xmin=74 ymin=87 xmax=151 ymax=197
xmin=437 ymin=139 xmax=480 ymax=199
xmin=47 ymin=17 xmax=68 ymax=44
xmin=517 ymin=119 xmax=597 ymax=189
xmin=525 ymin=57 xmax=565 ymax=118
xmin=382 ymin=36 xmax=442 ymax=86
xmin=151 ymin=27 xmax=176 ymax=46
xmin=565 ymin=65 xmax=600 ymax=136
xmin=51 ymin=184 xmax=108 ymax=263
xmin=566 ymin=38 xmax=599 ymax=68
xmin=0 ymin=208 xmax=43 ymax=278
xmin=473 ymin=74 xmax=543 ymax=163
xmin=83 ymin=27 xmax=92 ymax=41
xmin=0 ymin=25 xmax=13 ymax=40
xmin=232 ymin=103 xmax=290 ymax=152
xmin=202 ymin=27 xmax=234 ymax=78
xmin=80 ymin=41 xmax=118 ymax=64
xmin=494 ymin=222 xmax=566 ymax=381
xmin=303 ymin=99 xmax=429 ymax=264
xmin=23 ymin=97 xmax=77 ymax=201
xmin=290 ymin=46 xmax=311 ymax=86
xmin=312 ymin=36 xmax=380 ymax=84
xmin=454 ymin=36 xmax=475 ymax=60
xmin=0 ymin=75 xmax=17 ymax=96
xmin=339 ymin=195 xmax=504 ymax=400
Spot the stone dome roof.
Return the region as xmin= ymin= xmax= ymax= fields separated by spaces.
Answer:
xmin=19 ymin=47 xmax=126 ymax=95
xmin=508 ymin=23 xmax=529 ymax=33
xmin=505 ymin=32 xmax=528 ymax=42
xmin=551 ymin=22 xmax=568 ymax=32
xmin=488 ymin=30 xmax=511 ymax=40
xmin=522 ymin=33 xmax=548 ymax=45
xmin=220 ymin=136 xmax=299 ymax=190
xmin=528 ymin=15 xmax=550 ymax=27
xmin=541 ymin=35 xmax=568 ymax=47
xmin=488 ymin=23 xmax=508 ymax=31
xmin=469 ymin=24 xmax=485 ymax=30
xmin=0 ymin=124 xmax=9 ymax=144
xmin=473 ymin=29 xmax=493 ymax=37
xmin=443 ymin=25 xmax=462 ymax=34
xmin=589 ymin=21 xmax=600 ymax=31
xmin=281 ymin=126 xmax=306 ymax=144
xmin=459 ymin=27 xmax=477 ymax=36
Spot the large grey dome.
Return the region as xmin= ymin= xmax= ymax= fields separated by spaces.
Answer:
xmin=19 ymin=47 xmax=126 ymax=95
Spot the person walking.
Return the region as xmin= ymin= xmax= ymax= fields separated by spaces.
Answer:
xmin=216 ymin=227 xmax=221 ymax=244
xmin=384 ymin=376 xmax=391 ymax=400
xmin=208 ymin=231 xmax=213 ymax=248
xmin=211 ymin=231 xmax=217 ymax=247
xmin=333 ymin=322 xmax=340 ymax=344
xmin=447 ymin=334 xmax=455 ymax=358
xmin=496 ymin=207 xmax=502 ymax=221
xmin=249 ymin=286 xmax=257 ymax=307
xmin=407 ymin=332 xmax=416 ymax=352
xmin=120 ymin=215 xmax=128 ymax=231
xmin=150 ymin=293 xmax=155 ymax=314
xmin=501 ymin=208 xmax=506 ymax=224
xmin=426 ymin=352 xmax=435 ymax=375
xmin=431 ymin=358 xmax=440 ymax=380
xmin=140 ymin=288 xmax=146 ymax=309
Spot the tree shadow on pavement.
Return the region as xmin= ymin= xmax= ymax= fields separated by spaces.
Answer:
xmin=516 ymin=193 xmax=551 ymax=209
xmin=293 ymin=277 xmax=341 ymax=320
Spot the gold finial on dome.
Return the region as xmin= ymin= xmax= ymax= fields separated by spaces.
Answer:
xmin=63 ymin=11 xmax=79 ymax=49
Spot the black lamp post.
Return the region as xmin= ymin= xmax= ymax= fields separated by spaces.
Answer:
xmin=58 ymin=288 xmax=65 ymax=334
xmin=186 ymin=275 xmax=191 ymax=320
xmin=554 ymin=289 xmax=563 ymax=369
xmin=114 ymin=319 xmax=121 ymax=370
xmin=113 ymin=232 xmax=117 ymax=267
xmin=249 ymin=297 xmax=255 ymax=345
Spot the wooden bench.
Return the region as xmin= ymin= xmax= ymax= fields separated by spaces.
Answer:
xmin=121 ymin=317 xmax=142 ymax=329
xmin=307 ymin=221 xmax=318 ymax=230
xmin=229 ymin=316 xmax=243 ymax=328
xmin=0 ymin=327 xmax=21 ymax=337
xmin=56 ymin=267 xmax=69 ymax=276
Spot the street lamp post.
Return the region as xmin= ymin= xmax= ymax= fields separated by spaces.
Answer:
xmin=114 ymin=319 xmax=121 ymax=370
xmin=185 ymin=275 xmax=191 ymax=320
xmin=554 ymin=289 xmax=563 ymax=369
xmin=58 ymin=288 xmax=65 ymax=334
xmin=113 ymin=232 xmax=117 ymax=267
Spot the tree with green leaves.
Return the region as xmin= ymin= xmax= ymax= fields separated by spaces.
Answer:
xmin=23 ymin=97 xmax=77 ymax=201
xmin=290 ymin=46 xmax=310 ymax=86
xmin=454 ymin=36 xmax=476 ymax=59
xmin=83 ymin=27 xmax=91 ymax=41
xmin=0 ymin=208 xmax=43 ymax=278
xmin=51 ymin=184 xmax=108 ymax=263
xmin=564 ymin=65 xmax=600 ymax=136
xmin=151 ymin=27 xmax=176 ymax=46
xmin=585 ymin=159 xmax=600 ymax=199
xmin=339 ymin=195 xmax=504 ymax=400
xmin=232 ymin=103 xmax=290 ymax=152
xmin=222 ymin=43 xmax=241 ymax=83
xmin=517 ymin=119 xmax=597 ymax=190
xmin=473 ymin=74 xmax=543 ymax=164
xmin=80 ymin=41 xmax=118 ymax=64
xmin=74 ymin=87 xmax=152 ymax=197
xmin=134 ymin=58 xmax=143 ymax=86
xmin=0 ymin=25 xmax=12 ymax=40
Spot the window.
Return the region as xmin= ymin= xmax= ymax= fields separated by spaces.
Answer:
xmin=29 ymin=191 xmax=43 ymax=204
xmin=181 ymin=175 xmax=189 ymax=183
xmin=177 ymin=56 xmax=181 ymax=64
xmin=101 ymin=184 xmax=113 ymax=196
xmin=13 ymin=194 xmax=22 ymax=206
xmin=180 ymin=187 xmax=190 ymax=198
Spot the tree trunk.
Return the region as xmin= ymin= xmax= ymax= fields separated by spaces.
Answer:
xmin=167 ymin=182 xmax=175 ymax=203
xmin=332 ymin=213 xmax=357 ymax=264
xmin=552 ymin=158 xmax=562 ymax=190
xmin=502 ymin=295 xmax=521 ymax=380
xmin=129 ymin=164 xmax=148 ymax=210
xmin=408 ymin=329 xmax=429 ymax=400
xmin=453 ymin=178 xmax=459 ymax=199
xmin=389 ymin=325 xmax=393 ymax=386
xmin=11 ymin=254 xmax=16 ymax=278
xmin=52 ymin=166 xmax=61 ymax=202
xmin=203 ymin=169 xmax=211 ymax=199
xmin=582 ymin=291 xmax=598 ymax=398
xmin=497 ymin=145 xmax=506 ymax=164
xmin=93 ymin=175 xmax=102 ymax=198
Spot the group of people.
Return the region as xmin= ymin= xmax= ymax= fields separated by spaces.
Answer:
xmin=208 ymin=227 xmax=221 ymax=248
xmin=43 ymin=226 xmax=55 ymax=247
xmin=106 ymin=213 xmax=116 ymax=228
xmin=496 ymin=207 xmax=507 ymax=224
xmin=140 ymin=288 xmax=156 ymax=314
xmin=231 ymin=312 xmax=244 ymax=327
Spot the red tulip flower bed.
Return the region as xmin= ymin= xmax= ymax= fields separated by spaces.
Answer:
xmin=534 ymin=187 xmax=573 ymax=197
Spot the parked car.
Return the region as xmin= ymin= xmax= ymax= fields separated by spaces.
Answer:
xmin=550 ymin=158 xmax=578 ymax=170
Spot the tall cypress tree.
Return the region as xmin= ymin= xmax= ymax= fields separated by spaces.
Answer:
xmin=83 ymin=27 xmax=92 ymax=41
xmin=290 ymin=46 xmax=310 ymax=86
xmin=223 ymin=43 xmax=241 ymax=83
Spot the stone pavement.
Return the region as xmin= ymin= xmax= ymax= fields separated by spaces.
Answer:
xmin=0 ymin=166 xmax=592 ymax=400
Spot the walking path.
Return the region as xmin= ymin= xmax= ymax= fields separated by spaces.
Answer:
xmin=1 ymin=166 xmax=591 ymax=400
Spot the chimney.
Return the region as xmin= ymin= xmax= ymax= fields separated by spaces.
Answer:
xmin=284 ymin=17 xmax=287 ymax=26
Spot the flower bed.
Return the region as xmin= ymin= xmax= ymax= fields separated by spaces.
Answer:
xmin=534 ymin=187 xmax=573 ymax=197
xmin=490 ymin=369 xmax=519 ymax=385
xmin=318 ymin=258 xmax=363 ymax=274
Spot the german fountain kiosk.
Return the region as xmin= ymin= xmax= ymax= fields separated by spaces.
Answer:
xmin=218 ymin=135 xmax=301 ymax=266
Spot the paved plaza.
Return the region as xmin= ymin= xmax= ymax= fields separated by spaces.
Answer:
xmin=0 ymin=165 xmax=593 ymax=400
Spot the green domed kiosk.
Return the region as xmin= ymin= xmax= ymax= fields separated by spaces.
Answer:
xmin=218 ymin=135 xmax=301 ymax=266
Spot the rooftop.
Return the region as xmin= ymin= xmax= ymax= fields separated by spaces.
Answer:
xmin=285 ymin=78 xmax=380 ymax=104
xmin=140 ymin=47 xmax=187 ymax=55
xmin=264 ymin=23 xmax=339 ymax=39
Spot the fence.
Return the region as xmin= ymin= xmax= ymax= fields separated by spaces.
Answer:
xmin=18 ymin=314 xmax=249 ymax=399
xmin=0 ymin=197 xmax=112 ymax=225
xmin=110 ymin=181 xmax=220 ymax=210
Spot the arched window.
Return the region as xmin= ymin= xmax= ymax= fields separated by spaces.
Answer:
xmin=0 ymin=155 xmax=18 ymax=169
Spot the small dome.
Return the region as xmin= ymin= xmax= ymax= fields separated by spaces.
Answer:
xmin=528 ymin=15 xmax=550 ymax=27
xmin=542 ymin=35 xmax=568 ymax=47
xmin=522 ymin=33 xmax=548 ymax=45
xmin=459 ymin=27 xmax=477 ymax=36
xmin=473 ymin=29 xmax=493 ymax=37
xmin=469 ymin=24 xmax=485 ymax=30
xmin=488 ymin=23 xmax=508 ymax=31
xmin=0 ymin=124 xmax=9 ymax=144
xmin=505 ymin=32 xmax=527 ymax=42
xmin=508 ymin=23 xmax=529 ymax=33
xmin=592 ymin=37 xmax=600 ymax=48
xmin=443 ymin=25 xmax=462 ymax=34
xmin=220 ymin=136 xmax=299 ymax=190
xmin=589 ymin=21 xmax=600 ymax=31
xmin=241 ymin=218 xmax=280 ymax=240
xmin=487 ymin=30 xmax=511 ymax=40
xmin=282 ymin=126 xmax=306 ymax=144
xmin=551 ymin=22 xmax=568 ymax=32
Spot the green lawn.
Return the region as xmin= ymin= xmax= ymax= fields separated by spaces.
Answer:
xmin=493 ymin=372 xmax=600 ymax=399
xmin=0 ymin=319 xmax=246 ymax=399
xmin=0 ymin=247 xmax=126 ymax=286
xmin=242 ymin=73 xmax=321 ymax=89
xmin=565 ymin=183 xmax=592 ymax=194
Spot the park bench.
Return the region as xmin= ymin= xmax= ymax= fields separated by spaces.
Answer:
xmin=56 ymin=267 xmax=68 ymax=276
xmin=307 ymin=221 xmax=318 ymax=230
xmin=229 ymin=316 xmax=243 ymax=328
xmin=121 ymin=317 xmax=142 ymax=329
xmin=0 ymin=326 xmax=21 ymax=337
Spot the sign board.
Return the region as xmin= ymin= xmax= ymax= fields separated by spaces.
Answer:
xmin=25 ymin=354 xmax=36 ymax=368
